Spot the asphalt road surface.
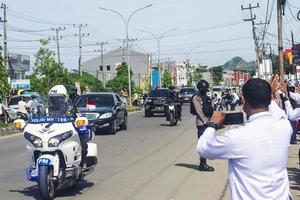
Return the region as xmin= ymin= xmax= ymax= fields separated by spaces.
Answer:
xmin=0 ymin=106 xmax=234 ymax=200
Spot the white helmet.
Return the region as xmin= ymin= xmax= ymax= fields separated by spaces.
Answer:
xmin=48 ymin=85 xmax=67 ymax=96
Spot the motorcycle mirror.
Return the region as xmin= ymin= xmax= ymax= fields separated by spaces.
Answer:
xmin=13 ymin=119 xmax=26 ymax=130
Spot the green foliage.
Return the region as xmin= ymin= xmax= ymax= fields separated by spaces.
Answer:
xmin=30 ymin=40 xmax=68 ymax=95
xmin=272 ymin=54 xmax=294 ymax=75
xmin=192 ymin=65 xmax=208 ymax=82
xmin=106 ymin=62 xmax=135 ymax=92
xmin=0 ymin=47 xmax=9 ymax=100
xmin=161 ymin=69 xmax=172 ymax=88
xmin=211 ymin=66 xmax=223 ymax=85
xmin=66 ymin=72 xmax=104 ymax=92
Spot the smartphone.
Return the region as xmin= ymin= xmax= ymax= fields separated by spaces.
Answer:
xmin=224 ymin=112 xmax=244 ymax=125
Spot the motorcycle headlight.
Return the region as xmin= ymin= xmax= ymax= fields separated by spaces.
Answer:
xmin=99 ymin=112 xmax=112 ymax=119
xmin=48 ymin=131 xmax=73 ymax=147
xmin=24 ymin=132 xmax=43 ymax=148
xmin=169 ymin=105 xmax=175 ymax=110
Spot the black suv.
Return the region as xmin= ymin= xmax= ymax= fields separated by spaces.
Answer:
xmin=178 ymin=87 xmax=197 ymax=104
xmin=144 ymin=88 xmax=169 ymax=117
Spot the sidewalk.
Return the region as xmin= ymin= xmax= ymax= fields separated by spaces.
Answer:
xmin=288 ymin=137 xmax=300 ymax=199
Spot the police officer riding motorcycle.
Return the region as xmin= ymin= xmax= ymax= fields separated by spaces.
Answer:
xmin=165 ymin=85 xmax=182 ymax=126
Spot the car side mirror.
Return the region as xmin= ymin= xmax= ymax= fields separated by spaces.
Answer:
xmin=116 ymin=102 xmax=121 ymax=107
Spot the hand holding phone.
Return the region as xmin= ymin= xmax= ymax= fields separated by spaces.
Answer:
xmin=211 ymin=112 xmax=225 ymax=129
xmin=224 ymin=112 xmax=244 ymax=125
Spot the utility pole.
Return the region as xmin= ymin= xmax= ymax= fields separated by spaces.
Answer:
xmin=74 ymin=24 xmax=89 ymax=76
xmin=241 ymin=3 xmax=261 ymax=78
xmin=1 ymin=3 xmax=8 ymax=72
xmin=277 ymin=0 xmax=284 ymax=79
xmin=119 ymin=39 xmax=126 ymax=62
xmin=50 ymin=27 xmax=65 ymax=64
xmin=95 ymin=41 xmax=108 ymax=87
xmin=291 ymin=30 xmax=297 ymax=79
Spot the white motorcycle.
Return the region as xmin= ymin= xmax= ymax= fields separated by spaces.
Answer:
xmin=14 ymin=116 xmax=98 ymax=200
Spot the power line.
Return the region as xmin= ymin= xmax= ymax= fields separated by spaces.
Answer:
xmin=6 ymin=8 xmax=74 ymax=26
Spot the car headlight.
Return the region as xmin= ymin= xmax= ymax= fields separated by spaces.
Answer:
xmin=99 ymin=112 xmax=113 ymax=119
xmin=178 ymin=94 xmax=182 ymax=98
xmin=146 ymin=99 xmax=152 ymax=102
xmin=24 ymin=132 xmax=43 ymax=148
xmin=48 ymin=131 xmax=73 ymax=147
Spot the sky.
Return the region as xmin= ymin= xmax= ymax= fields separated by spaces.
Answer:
xmin=3 ymin=0 xmax=300 ymax=71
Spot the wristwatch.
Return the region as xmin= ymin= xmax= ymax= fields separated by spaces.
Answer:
xmin=205 ymin=121 xmax=218 ymax=130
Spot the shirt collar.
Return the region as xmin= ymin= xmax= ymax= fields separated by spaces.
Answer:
xmin=248 ymin=111 xmax=270 ymax=122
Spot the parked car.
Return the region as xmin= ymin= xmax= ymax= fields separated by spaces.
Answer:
xmin=8 ymin=93 xmax=46 ymax=116
xmin=144 ymin=88 xmax=169 ymax=117
xmin=178 ymin=87 xmax=197 ymax=104
xmin=73 ymin=92 xmax=127 ymax=134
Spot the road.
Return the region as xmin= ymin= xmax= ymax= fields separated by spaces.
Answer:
xmin=0 ymin=105 xmax=230 ymax=200
xmin=0 ymin=105 xmax=298 ymax=200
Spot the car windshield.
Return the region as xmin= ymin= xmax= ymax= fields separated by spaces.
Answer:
xmin=8 ymin=96 xmax=31 ymax=106
xmin=179 ymin=88 xmax=196 ymax=94
xmin=148 ymin=90 xmax=169 ymax=97
xmin=75 ymin=94 xmax=114 ymax=107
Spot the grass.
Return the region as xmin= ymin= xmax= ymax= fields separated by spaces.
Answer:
xmin=0 ymin=122 xmax=12 ymax=129
xmin=127 ymin=105 xmax=142 ymax=113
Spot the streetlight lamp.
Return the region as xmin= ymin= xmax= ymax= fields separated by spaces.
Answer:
xmin=99 ymin=4 xmax=153 ymax=106
xmin=140 ymin=28 xmax=177 ymax=86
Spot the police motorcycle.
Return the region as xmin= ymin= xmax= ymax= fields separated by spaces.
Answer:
xmin=13 ymin=85 xmax=98 ymax=200
xmin=164 ymin=86 xmax=180 ymax=126
xmin=166 ymin=102 xmax=179 ymax=126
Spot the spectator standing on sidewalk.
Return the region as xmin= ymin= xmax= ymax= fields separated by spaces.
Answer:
xmin=197 ymin=78 xmax=293 ymax=200
xmin=230 ymin=89 xmax=240 ymax=111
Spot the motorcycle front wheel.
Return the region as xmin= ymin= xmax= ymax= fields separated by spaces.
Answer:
xmin=169 ymin=112 xmax=175 ymax=126
xmin=38 ymin=166 xmax=56 ymax=200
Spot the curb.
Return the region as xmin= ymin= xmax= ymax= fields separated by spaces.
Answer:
xmin=0 ymin=127 xmax=19 ymax=137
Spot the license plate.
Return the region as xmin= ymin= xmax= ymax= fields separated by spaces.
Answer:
xmin=185 ymin=98 xmax=189 ymax=100
xmin=156 ymin=107 xmax=163 ymax=110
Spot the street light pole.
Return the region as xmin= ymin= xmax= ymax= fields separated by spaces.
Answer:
xmin=139 ymin=28 xmax=177 ymax=87
xmin=99 ymin=4 xmax=153 ymax=106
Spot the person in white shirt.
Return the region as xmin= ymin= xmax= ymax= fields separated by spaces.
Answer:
xmin=197 ymin=78 xmax=293 ymax=200
xmin=27 ymin=95 xmax=40 ymax=117
xmin=230 ymin=90 xmax=240 ymax=111
xmin=18 ymin=96 xmax=28 ymax=115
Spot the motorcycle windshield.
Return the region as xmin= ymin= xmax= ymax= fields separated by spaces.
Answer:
xmin=48 ymin=96 xmax=67 ymax=115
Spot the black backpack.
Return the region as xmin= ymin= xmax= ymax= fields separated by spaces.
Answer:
xmin=190 ymin=94 xmax=213 ymax=118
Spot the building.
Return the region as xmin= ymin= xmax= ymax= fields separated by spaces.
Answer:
xmin=8 ymin=53 xmax=30 ymax=79
xmin=83 ymin=48 xmax=150 ymax=87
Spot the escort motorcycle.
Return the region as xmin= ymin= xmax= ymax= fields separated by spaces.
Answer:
xmin=14 ymin=116 xmax=98 ymax=200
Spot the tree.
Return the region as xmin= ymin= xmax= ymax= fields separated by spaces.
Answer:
xmin=0 ymin=47 xmax=9 ymax=101
xmin=106 ymin=62 xmax=135 ymax=92
xmin=161 ymin=69 xmax=172 ymax=88
xmin=66 ymin=72 xmax=104 ymax=92
xmin=192 ymin=65 xmax=208 ymax=82
xmin=29 ymin=40 xmax=68 ymax=95
xmin=211 ymin=66 xmax=223 ymax=85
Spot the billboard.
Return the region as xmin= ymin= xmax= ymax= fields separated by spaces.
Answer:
xmin=8 ymin=53 xmax=30 ymax=72
xmin=11 ymin=79 xmax=31 ymax=90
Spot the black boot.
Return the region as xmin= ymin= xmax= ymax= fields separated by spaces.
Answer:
xmin=199 ymin=158 xmax=214 ymax=172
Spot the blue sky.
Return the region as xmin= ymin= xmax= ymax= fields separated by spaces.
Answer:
xmin=3 ymin=0 xmax=300 ymax=70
